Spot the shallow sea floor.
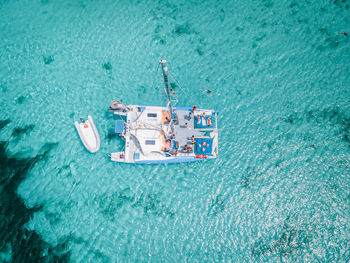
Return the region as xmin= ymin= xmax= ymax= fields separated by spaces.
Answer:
xmin=0 ymin=0 xmax=350 ymax=262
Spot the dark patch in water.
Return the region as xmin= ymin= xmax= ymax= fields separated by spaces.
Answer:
xmin=255 ymin=34 xmax=266 ymax=42
xmin=105 ymin=109 xmax=115 ymax=119
xmin=261 ymin=21 xmax=268 ymax=28
xmin=174 ymin=23 xmax=196 ymax=35
xmin=253 ymin=52 xmax=260 ymax=64
xmin=69 ymin=112 xmax=74 ymax=118
xmin=170 ymin=82 xmax=176 ymax=90
xmin=251 ymin=215 xmax=310 ymax=259
xmin=154 ymin=24 xmax=162 ymax=34
xmin=196 ymin=47 xmax=204 ymax=56
xmin=297 ymin=18 xmax=309 ymax=24
xmin=316 ymin=28 xmax=346 ymax=50
xmin=0 ymin=141 xmax=67 ymax=262
xmin=263 ymin=0 xmax=273 ymax=8
xmin=142 ymin=193 xmax=175 ymax=217
xmin=289 ymin=1 xmax=298 ymax=8
xmin=153 ymin=24 xmax=167 ymax=45
xmin=97 ymin=190 xmax=132 ymax=221
xmin=140 ymin=85 xmax=147 ymax=94
xmin=207 ymin=194 xmax=225 ymax=216
xmin=105 ymin=129 xmax=117 ymax=140
xmin=334 ymin=0 xmax=348 ymax=8
xmin=57 ymin=163 xmax=73 ymax=178
xmin=12 ymin=124 xmax=35 ymax=140
xmin=0 ymin=118 xmax=11 ymax=130
xmin=219 ymin=8 xmax=225 ymax=22
xmin=43 ymin=55 xmax=54 ymax=65
xmin=44 ymin=210 xmax=62 ymax=225
xmin=325 ymin=37 xmax=340 ymax=48
xmin=307 ymin=108 xmax=350 ymax=146
xmin=16 ymin=95 xmax=26 ymax=104
xmin=40 ymin=142 xmax=59 ymax=157
xmin=0 ymin=83 xmax=7 ymax=92
xmin=153 ymin=35 xmax=166 ymax=45
xmin=97 ymin=189 xmax=174 ymax=221
xmin=89 ymin=247 xmax=110 ymax=262
xmin=318 ymin=27 xmax=330 ymax=36
xmin=281 ymin=112 xmax=302 ymax=124
xmin=283 ymin=107 xmax=350 ymax=148
xmin=241 ymin=166 xmax=262 ymax=188
xmin=275 ymin=159 xmax=285 ymax=168
xmin=102 ymin=62 xmax=112 ymax=71
xmin=266 ymin=139 xmax=278 ymax=150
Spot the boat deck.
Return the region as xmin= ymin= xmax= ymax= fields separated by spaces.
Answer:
xmin=173 ymin=110 xmax=208 ymax=151
xmin=112 ymin=105 xmax=218 ymax=163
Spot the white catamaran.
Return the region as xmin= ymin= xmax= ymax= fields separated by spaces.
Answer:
xmin=109 ymin=60 xmax=219 ymax=164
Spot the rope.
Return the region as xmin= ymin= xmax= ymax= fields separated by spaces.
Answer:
xmin=212 ymin=71 xmax=235 ymax=87
xmin=151 ymin=63 xmax=160 ymax=92
xmin=132 ymin=122 xmax=162 ymax=131
xmin=168 ymin=71 xmax=196 ymax=107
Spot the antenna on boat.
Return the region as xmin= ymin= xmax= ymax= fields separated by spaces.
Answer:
xmin=160 ymin=60 xmax=175 ymax=134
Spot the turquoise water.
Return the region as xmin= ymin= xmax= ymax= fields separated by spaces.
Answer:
xmin=1 ymin=0 xmax=349 ymax=261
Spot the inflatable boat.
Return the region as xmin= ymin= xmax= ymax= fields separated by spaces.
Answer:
xmin=75 ymin=115 xmax=100 ymax=153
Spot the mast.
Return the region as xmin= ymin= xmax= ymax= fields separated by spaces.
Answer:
xmin=160 ymin=60 xmax=175 ymax=134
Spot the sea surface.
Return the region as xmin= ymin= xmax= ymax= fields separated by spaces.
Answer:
xmin=0 ymin=0 xmax=349 ymax=262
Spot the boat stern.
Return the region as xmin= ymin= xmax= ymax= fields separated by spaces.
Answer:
xmin=110 ymin=152 xmax=127 ymax=163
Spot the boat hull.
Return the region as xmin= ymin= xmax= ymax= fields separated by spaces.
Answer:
xmin=75 ymin=115 xmax=100 ymax=153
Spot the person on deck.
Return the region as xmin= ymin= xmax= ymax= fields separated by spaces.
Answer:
xmin=183 ymin=144 xmax=190 ymax=153
xmin=197 ymin=112 xmax=207 ymax=126
xmin=165 ymin=112 xmax=171 ymax=122
xmin=191 ymin=135 xmax=196 ymax=145
xmin=188 ymin=106 xmax=197 ymax=121
xmin=207 ymin=116 xmax=212 ymax=126
xmin=161 ymin=130 xmax=171 ymax=151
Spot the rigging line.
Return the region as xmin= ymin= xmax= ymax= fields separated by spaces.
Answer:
xmin=155 ymin=63 xmax=165 ymax=108
xmin=158 ymin=82 xmax=164 ymax=107
xmin=165 ymin=62 xmax=179 ymax=105
xmin=129 ymin=107 xmax=147 ymax=126
xmin=130 ymin=133 xmax=144 ymax=155
xmin=212 ymin=70 xmax=236 ymax=87
xmin=172 ymin=94 xmax=178 ymax=105
xmin=115 ymin=112 xmax=128 ymax=125
xmin=170 ymin=60 xmax=234 ymax=93
xmin=132 ymin=123 xmax=162 ymax=131
xmin=168 ymin=71 xmax=196 ymax=106
xmin=151 ymin=62 xmax=160 ymax=90
xmin=133 ymin=120 xmax=165 ymax=130
xmin=157 ymin=66 xmax=164 ymax=107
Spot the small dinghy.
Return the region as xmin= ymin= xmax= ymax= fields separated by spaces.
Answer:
xmin=75 ymin=115 xmax=100 ymax=153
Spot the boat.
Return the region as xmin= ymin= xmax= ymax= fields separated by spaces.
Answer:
xmin=109 ymin=60 xmax=219 ymax=164
xmin=75 ymin=115 xmax=100 ymax=153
